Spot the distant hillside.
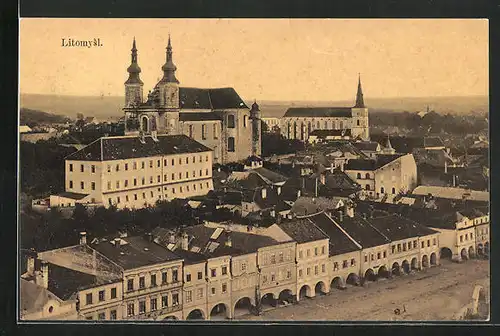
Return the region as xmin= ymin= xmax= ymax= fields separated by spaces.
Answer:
xmin=20 ymin=108 xmax=71 ymax=125
xmin=21 ymin=93 xmax=488 ymax=120
xmin=21 ymin=94 xmax=123 ymax=121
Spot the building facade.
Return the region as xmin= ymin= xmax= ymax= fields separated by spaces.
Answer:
xmin=122 ymin=37 xmax=261 ymax=164
xmin=281 ymin=76 xmax=369 ymax=142
xmin=345 ymin=153 xmax=418 ymax=201
xmin=54 ymin=134 xmax=214 ymax=210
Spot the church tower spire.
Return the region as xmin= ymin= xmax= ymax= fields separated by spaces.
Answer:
xmin=124 ymin=37 xmax=144 ymax=106
xmin=355 ymin=73 xmax=365 ymax=108
xmin=161 ymin=35 xmax=179 ymax=84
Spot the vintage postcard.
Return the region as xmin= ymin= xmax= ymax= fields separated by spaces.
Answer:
xmin=19 ymin=18 xmax=489 ymax=322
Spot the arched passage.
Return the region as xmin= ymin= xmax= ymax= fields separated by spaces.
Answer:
xmin=261 ymin=293 xmax=276 ymax=309
xmin=163 ymin=316 xmax=178 ymax=320
xmin=377 ymin=265 xmax=390 ymax=279
xmin=186 ymin=309 xmax=205 ymax=320
xmin=477 ymin=244 xmax=484 ymax=256
xmin=422 ymin=255 xmax=429 ymax=268
xmin=402 ymin=260 xmax=410 ymax=274
xmin=278 ymin=289 xmax=294 ymax=305
xmin=411 ymin=257 xmax=419 ymax=270
xmin=331 ymin=277 xmax=345 ymax=290
xmin=315 ymin=281 xmax=327 ymax=296
xmin=460 ymin=248 xmax=468 ymax=261
xmin=364 ymin=269 xmax=376 ymax=282
xmin=346 ymin=273 xmax=360 ymax=286
xmin=430 ymin=253 xmax=437 ymax=266
xmin=299 ymin=284 xmax=313 ymax=299
xmin=391 ymin=262 xmax=401 ymax=276
xmin=210 ymin=303 xmax=229 ymax=320
xmin=233 ymin=297 xmax=253 ymax=318
xmin=440 ymin=247 xmax=453 ymax=260
xmin=468 ymin=246 xmax=475 ymax=259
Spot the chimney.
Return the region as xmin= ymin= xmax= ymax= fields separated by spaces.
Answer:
xmin=444 ymin=161 xmax=448 ymax=174
xmin=225 ymin=235 xmax=232 ymax=247
xmin=320 ymin=173 xmax=326 ymax=185
xmin=114 ymin=238 xmax=121 ymax=248
xmin=452 ymin=174 xmax=456 ymax=187
xmin=277 ymin=186 xmax=282 ymax=195
xmin=145 ymin=232 xmax=153 ymax=242
xmin=346 ymin=205 xmax=355 ymax=218
xmin=79 ymin=232 xmax=87 ymax=245
xmin=338 ymin=210 xmax=344 ymax=222
xmin=297 ymin=190 xmax=301 ymax=198
xmin=181 ymin=233 xmax=189 ymax=250
xmin=168 ymin=231 xmax=176 ymax=244
xmin=261 ymin=188 xmax=267 ymax=199
xmin=40 ymin=261 xmax=49 ymax=289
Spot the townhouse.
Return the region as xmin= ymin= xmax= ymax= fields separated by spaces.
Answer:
xmin=89 ymin=234 xmax=185 ymax=320
xmin=345 ymin=153 xmax=418 ymax=201
xmin=267 ymin=218 xmax=330 ymax=300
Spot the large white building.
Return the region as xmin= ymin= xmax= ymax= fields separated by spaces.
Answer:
xmin=50 ymin=134 xmax=214 ymax=209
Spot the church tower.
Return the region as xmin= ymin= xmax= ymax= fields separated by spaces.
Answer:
xmin=250 ymin=100 xmax=262 ymax=157
xmin=158 ymin=35 xmax=180 ymax=109
xmin=351 ymin=74 xmax=370 ymax=141
xmin=124 ymin=38 xmax=144 ymax=107
xmin=156 ymin=35 xmax=180 ymax=135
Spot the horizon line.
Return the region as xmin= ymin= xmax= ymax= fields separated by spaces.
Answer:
xmin=20 ymin=92 xmax=489 ymax=102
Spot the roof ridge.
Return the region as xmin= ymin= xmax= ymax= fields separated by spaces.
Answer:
xmin=323 ymin=212 xmax=363 ymax=250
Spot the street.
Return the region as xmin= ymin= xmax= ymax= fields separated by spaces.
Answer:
xmin=238 ymin=259 xmax=490 ymax=321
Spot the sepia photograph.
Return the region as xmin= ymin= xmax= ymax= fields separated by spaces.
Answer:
xmin=18 ymin=18 xmax=489 ymax=322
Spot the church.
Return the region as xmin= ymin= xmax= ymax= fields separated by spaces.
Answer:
xmin=122 ymin=37 xmax=261 ymax=164
xmin=281 ymin=76 xmax=370 ymax=142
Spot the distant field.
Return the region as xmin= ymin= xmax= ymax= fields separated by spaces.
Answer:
xmin=20 ymin=93 xmax=488 ymax=120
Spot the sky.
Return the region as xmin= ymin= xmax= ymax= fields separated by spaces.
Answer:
xmin=20 ymin=19 xmax=488 ymax=101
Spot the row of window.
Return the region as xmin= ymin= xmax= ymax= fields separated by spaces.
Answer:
xmin=459 ymin=232 xmax=474 ymax=243
xmin=126 ymin=271 xmax=179 ymax=292
xmin=105 ymin=169 xmax=210 ymax=190
xmin=126 ymin=293 xmax=180 ymax=317
xmin=85 ymin=287 xmax=118 ymax=305
xmin=86 ymin=309 xmax=117 ymax=320
xmin=262 ymin=269 xmax=292 ymax=283
xmin=263 ymin=251 xmax=292 ymax=265
xmin=286 ymin=120 xmax=362 ymax=139
xmin=187 ymin=124 xmax=219 ymax=140
xmin=209 ymin=266 xmax=228 ymax=278
xmin=209 ymin=282 xmax=228 ymax=296
xmin=365 ymin=251 xmax=387 ymax=263
xmin=69 ymin=156 xmax=210 ymax=175
xmin=477 ymin=227 xmax=489 ymax=235
xmin=227 ymin=114 xmax=249 ymax=129
xmin=69 ymin=181 xmax=95 ymax=190
xmin=185 ymin=287 xmax=204 ymax=303
xmin=389 ymin=238 xmax=438 ymax=256
xmin=298 ymin=246 xmax=326 ymax=259
xmin=299 ymin=264 xmax=327 ymax=277
xmin=333 ymin=259 xmax=356 ymax=271
xmin=107 ymin=182 xmax=211 ymax=205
